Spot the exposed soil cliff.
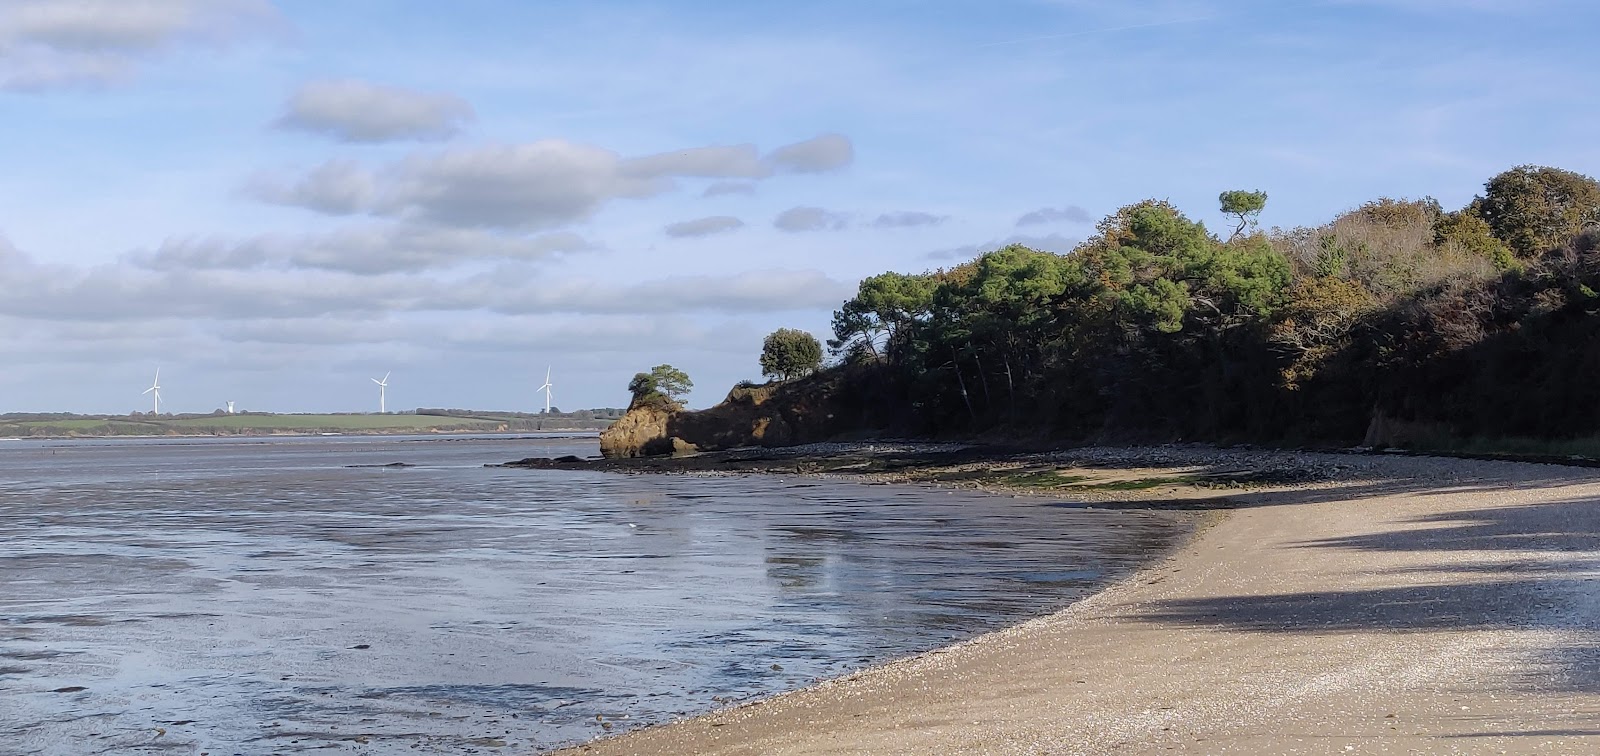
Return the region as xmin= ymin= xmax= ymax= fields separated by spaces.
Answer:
xmin=598 ymin=372 xmax=868 ymax=458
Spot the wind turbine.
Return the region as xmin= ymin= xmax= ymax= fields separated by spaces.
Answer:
xmin=142 ymin=368 xmax=161 ymax=414
xmin=372 ymin=372 xmax=390 ymax=413
xmin=226 ymin=401 xmax=235 ymax=414
xmin=538 ymin=367 xmax=554 ymax=414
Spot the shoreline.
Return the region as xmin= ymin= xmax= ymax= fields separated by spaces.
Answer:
xmin=539 ymin=446 xmax=1600 ymax=754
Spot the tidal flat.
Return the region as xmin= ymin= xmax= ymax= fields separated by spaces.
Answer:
xmin=0 ymin=435 xmax=1193 ymax=754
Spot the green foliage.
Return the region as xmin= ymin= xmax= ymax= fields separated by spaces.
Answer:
xmin=814 ymin=164 xmax=1600 ymax=447
xmin=649 ymin=364 xmax=693 ymax=402
xmin=1081 ymin=200 xmax=1290 ymax=331
xmin=628 ymin=372 xmax=659 ymax=403
xmin=1271 ymin=198 xmax=1494 ymax=302
xmin=1434 ymin=208 xmax=1517 ymax=271
xmin=1311 ymin=235 xmax=1349 ymax=278
xmin=828 ymin=271 xmax=938 ymax=358
xmin=760 ymin=328 xmax=824 ymax=381
xmin=1477 ymin=165 xmax=1600 ymax=258
xmin=1219 ymin=189 xmax=1269 ymax=238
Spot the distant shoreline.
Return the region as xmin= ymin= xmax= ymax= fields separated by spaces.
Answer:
xmin=0 ymin=428 xmax=604 ymax=442
xmin=0 ymin=411 xmax=617 ymax=440
xmin=503 ymin=440 xmax=1600 ymax=497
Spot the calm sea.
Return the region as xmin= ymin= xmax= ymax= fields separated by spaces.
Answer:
xmin=0 ymin=435 xmax=1191 ymax=754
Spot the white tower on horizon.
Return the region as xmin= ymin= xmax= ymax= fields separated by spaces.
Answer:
xmin=538 ymin=367 xmax=554 ymax=414
xmin=226 ymin=401 xmax=235 ymax=414
xmin=372 ymin=372 xmax=390 ymax=413
xmin=142 ymin=368 xmax=161 ymax=414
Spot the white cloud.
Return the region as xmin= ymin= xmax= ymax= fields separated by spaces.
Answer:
xmin=129 ymin=225 xmax=594 ymax=274
xmin=0 ymin=236 xmax=847 ymax=322
xmin=873 ymin=211 xmax=948 ymax=228
xmin=765 ymin=133 xmax=854 ymax=173
xmin=487 ymin=270 xmax=851 ymax=316
xmin=702 ymin=181 xmax=757 ymax=197
xmin=256 ymin=134 xmax=859 ymax=231
xmin=0 ymin=0 xmax=278 ymax=90
xmin=248 ymin=159 xmax=375 ymax=214
xmin=1015 ymin=205 xmax=1093 ymax=226
xmin=663 ymin=216 xmax=745 ymax=238
xmin=623 ymin=144 xmax=767 ymax=179
xmin=253 ymin=140 xmax=662 ymax=229
xmin=277 ymin=79 xmax=476 ymax=143
xmin=774 ymin=206 xmax=851 ymax=232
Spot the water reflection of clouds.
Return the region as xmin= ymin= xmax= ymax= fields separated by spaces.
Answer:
xmin=0 ymin=437 xmax=1193 ymax=752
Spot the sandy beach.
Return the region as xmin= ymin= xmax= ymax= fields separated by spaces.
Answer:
xmin=555 ymin=450 xmax=1600 ymax=755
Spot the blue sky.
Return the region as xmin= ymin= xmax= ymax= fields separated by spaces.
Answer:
xmin=0 ymin=0 xmax=1594 ymax=414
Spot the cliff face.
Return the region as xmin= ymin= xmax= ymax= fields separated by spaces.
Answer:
xmin=598 ymin=372 xmax=865 ymax=458
xmin=598 ymin=401 xmax=687 ymax=458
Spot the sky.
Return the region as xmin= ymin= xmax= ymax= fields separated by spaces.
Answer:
xmin=0 ymin=0 xmax=1595 ymax=414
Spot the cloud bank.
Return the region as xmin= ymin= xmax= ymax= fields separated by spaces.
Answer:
xmin=277 ymin=79 xmax=476 ymax=143
xmin=1015 ymin=205 xmax=1093 ymax=226
xmin=253 ymin=134 xmax=857 ymax=231
xmin=664 ymin=216 xmax=745 ymax=238
xmin=774 ymin=206 xmax=851 ymax=232
xmin=0 ymin=0 xmax=278 ymax=90
xmin=873 ymin=211 xmax=947 ymax=228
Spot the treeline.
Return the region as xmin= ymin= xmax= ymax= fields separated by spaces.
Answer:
xmin=825 ymin=165 xmax=1600 ymax=449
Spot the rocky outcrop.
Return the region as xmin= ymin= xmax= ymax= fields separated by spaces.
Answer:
xmin=598 ymin=371 xmax=868 ymax=458
xmin=598 ymin=401 xmax=696 ymax=458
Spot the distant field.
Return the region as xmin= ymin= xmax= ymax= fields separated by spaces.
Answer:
xmin=163 ymin=414 xmax=500 ymax=431
xmin=10 ymin=419 xmax=164 ymax=431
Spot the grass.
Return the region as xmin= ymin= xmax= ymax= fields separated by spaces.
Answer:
xmin=1405 ymin=433 xmax=1600 ymax=460
xmin=995 ymin=469 xmax=1194 ymax=491
xmin=10 ymin=419 xmax=163 ymax=430
xmin=1080 ymin=476 xmax=1194 ymax=491
xmin=998 ymin=471 xmax=1091 ymax=489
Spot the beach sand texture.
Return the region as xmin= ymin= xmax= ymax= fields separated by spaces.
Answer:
xmin=559 ymin=454 xmax=1600 ymax=755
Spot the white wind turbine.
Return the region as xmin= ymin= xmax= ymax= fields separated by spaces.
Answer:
xmin=142 ymin=368 xmax=161 ymax=414
xmin=538 ymin=367 xmax=554 ymax=414
xmin=372 ymin=371 xmax=390 ymax=413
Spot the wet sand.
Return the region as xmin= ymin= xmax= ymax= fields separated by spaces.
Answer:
xmin=559 ymin=451 xmax=1600 ymax=754
xmin=0 ymin=437 xmax=1194 ymax=754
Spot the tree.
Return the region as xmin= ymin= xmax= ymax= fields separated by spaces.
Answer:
xmin=1476 ymin=165 xmax=1600 ymax=258
xmin=628 ymin=372 xmax=657 ymax=399
xmin=759 ymin=328 xmax=823 ymax=381
xmin=1434 ymin=208 xmax=1516 ymax=271
xmin=649 ymin=364 xmax=693 ymax=402
xmin=1219 ymin=190 xmax=1269 ymax=239
xmin=828 ymin=271 xmax=938 ymax=359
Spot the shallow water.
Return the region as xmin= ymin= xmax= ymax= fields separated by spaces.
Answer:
xmin=0 ymin=435 xmax=1191 ymax=754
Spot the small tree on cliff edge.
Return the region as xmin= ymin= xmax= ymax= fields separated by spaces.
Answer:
xmin=627 ymin=372 xmax=660 ymax=406
xmin=760 ymin=328 xmax=823 ymax=381
xmin=650 ymin=364 xmax=693 ymax=403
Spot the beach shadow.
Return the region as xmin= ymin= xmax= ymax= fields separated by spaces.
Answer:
xmin=1133 ymin=495 xmax=1600 ymax=692
xmin=1289 ymin=497 xmax=1600 ymax=555
xmin=1041 ymin=466 xmax=1596 ymax=512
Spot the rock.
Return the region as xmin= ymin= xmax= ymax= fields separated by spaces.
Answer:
xmin=599 ymin=403 xmax=673 ymax=459
xmin=670 ymin=437 xmax=698 ymax=456
xmin=599 ymin=371 xmax=861 ymax=458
